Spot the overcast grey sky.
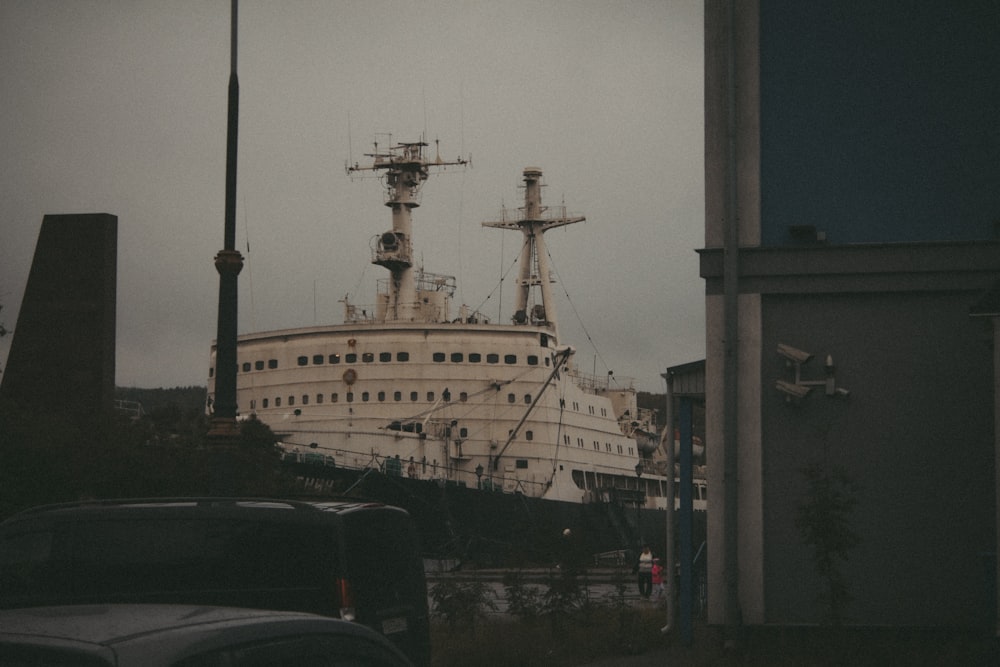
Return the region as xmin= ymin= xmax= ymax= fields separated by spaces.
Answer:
xmin=0 ymin=0 xmax=704 ymax=393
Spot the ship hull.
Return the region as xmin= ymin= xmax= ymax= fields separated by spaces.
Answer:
xmin=214 ymin=321 xmax=687 ymax=507
xmin=286 ymin=459 xmax=707 ymax=567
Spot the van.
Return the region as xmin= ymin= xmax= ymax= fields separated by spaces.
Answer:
xmin=0 ymin=498 xmax=430 ymax=667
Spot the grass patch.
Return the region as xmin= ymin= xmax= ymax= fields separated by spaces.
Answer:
xmin=430 ymin=605 xmax=666 ymax=667
xmin=430 ymin=616 xmax=997 ymax=667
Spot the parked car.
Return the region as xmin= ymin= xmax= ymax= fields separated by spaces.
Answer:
xmin=0 ymin=498 xmax=429 ymax=666
xmin=0 ymin=603 xmax=414 ymax=666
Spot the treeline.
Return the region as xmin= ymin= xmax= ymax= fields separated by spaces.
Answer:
xmin=0 ymin=388 xmax=299 ymax=519
xmin=116 ymin=385 xmax=207 ymax=417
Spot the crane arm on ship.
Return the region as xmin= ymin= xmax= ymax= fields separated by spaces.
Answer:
xmin=491 ymin=345 xmax=575 ymax=471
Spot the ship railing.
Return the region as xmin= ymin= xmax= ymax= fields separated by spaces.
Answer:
xmin=342 ymin=302 xmax=378 ymax=324
xmin=492 ymin=203 xmax=585 ymax=225
xmin=283 ymin=445 xmax=552 ymax=495
xmin=566 ymin=368 xmax=636 ymax=393
xmin=414 ymin=270 xmax=457 ymax=297
xmin=113 ymin=399 xmax=145 ymax=420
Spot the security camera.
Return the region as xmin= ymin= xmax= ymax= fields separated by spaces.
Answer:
xmin=834 ymin=387 xmax=850 ymax=398
xmin=777 ymin=343 xmax=813 ymax=364
xmin=776 ymin=380 xmax=811 ymax=401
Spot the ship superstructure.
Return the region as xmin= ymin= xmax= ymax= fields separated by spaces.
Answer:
xmin=208 ymin=142 xmax=702 ymax=520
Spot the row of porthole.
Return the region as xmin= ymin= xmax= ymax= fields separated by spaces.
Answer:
xmin=563 ymin=433 xmax=634 ymax=456
xmin=249 ymin=388 xmax=536 ymax=409
xmin=281 ymin=351 xmax=544 ymax=370
xmin=212 ymin=351 xmax=549 ymax=377
xmin=292 ymin=351 xmax=542 ymax=367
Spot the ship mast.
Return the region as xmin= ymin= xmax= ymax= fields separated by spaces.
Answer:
xmin=483 ymin=168 xmax=584 ymax=339
xmin=348 ymin=139 xmax=466 ymax=322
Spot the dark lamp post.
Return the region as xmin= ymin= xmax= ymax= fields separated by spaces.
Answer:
xmin=475 ymin=463 xmax=484 ymax=489
xmin=634 ymin=461 xmax=644 ymax=545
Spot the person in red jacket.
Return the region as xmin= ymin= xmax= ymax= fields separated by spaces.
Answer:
xmin=651 ymin=557 xmax=665 ymax=600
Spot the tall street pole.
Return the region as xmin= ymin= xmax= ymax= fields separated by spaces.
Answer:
xmin=208 ymin=0 xmax=244 ymax=445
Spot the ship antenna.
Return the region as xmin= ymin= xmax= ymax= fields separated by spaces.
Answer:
xmin=347 ymin=111 xmax=353 ymax=172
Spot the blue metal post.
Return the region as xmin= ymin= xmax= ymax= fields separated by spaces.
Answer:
xmin=680 ymin=396 xmax=694 ymax=645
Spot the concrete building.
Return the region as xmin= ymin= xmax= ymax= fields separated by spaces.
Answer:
xmin=701 ymin=0 xmax=1000 ymax=628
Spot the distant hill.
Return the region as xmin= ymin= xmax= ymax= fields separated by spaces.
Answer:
xmin=115 ymin=386 xmax=206 ymax=417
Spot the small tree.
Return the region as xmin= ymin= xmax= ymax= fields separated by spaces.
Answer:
xmin=430 ymin=580 xmax=497 ymax=634
xmin=503 ymin=570 xmax=543 ymax=623
xmin=795 ymin=464 xmax=861 ymax=626
xmin=542 ymin=566 xmax=587 ymax=635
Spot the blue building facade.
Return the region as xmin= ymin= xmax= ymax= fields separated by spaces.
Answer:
xmin=702 ymin=0 xmax=1000 ymax=629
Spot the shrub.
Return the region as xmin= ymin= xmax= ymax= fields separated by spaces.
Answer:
xmin=503 ymin=570 xmax=543 ymax=623
xmin=430 ymin=580 xmax=497 ymax=634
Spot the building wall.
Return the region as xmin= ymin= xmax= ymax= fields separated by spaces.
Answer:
xmin=0 ymin=214 xmax=117 ymax=420
xmin=762 ymin=290 xmax=995 ymax=626
xmin=706 ymin=293 xmax=765 ymax=624
xmin=704 ymin=0 xmax=1000 ymax=628
xmin=758 ymin=0 xmax=1000 ymax=245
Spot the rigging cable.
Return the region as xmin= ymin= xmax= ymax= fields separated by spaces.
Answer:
xmin=544 ymin=244 xmax=616 ymax=383
xmin=472 ymin=235 xmax=527 ymax=318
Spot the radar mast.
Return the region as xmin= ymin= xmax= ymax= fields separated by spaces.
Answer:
xmin=348 ymin=139 xmax=467 ymax=322
xmin=483 ymin=167 xmax=584 ymax=339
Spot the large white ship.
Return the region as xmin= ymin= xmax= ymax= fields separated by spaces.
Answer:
xmin=208 ymin=140 xmax=704 ymax=561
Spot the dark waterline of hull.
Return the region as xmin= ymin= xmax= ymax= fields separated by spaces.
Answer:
xmin=284 ymin=461 xmax=707 ymax=568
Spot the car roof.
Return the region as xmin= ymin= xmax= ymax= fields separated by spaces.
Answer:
xmin=0 ymin=604 xmax=412 ymax=666
xmin=2 ymin=497 xmax=402 ymax=523
xmin=0 ymin=604 xmax=338 ymax=645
